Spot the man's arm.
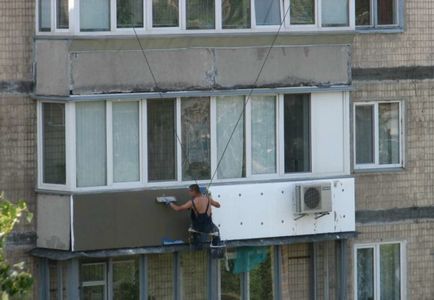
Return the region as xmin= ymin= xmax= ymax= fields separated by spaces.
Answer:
xmin=169 ymin=200 xmax=192 ymax=211
xmin=209 ymin=197 xmax=221 ymax=208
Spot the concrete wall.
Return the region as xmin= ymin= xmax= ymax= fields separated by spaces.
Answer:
xmin=35 ymin=37 xmax=352 ymax=96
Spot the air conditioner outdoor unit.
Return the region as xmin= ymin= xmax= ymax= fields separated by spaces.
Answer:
xmin=295 ymin=183 xmax=332 ymax=215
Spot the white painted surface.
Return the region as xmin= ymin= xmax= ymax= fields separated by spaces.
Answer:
xmin=211 ymin=178 xmax=355 ymax=241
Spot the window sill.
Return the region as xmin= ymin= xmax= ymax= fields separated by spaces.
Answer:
xmin=355 ymin=27 xmax=404 ymax=34
xmin=353 ymin=167 xmax=405 ymax=175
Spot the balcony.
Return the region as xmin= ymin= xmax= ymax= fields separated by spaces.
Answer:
xmin=36 ymin=178 xmax=355 ymax=251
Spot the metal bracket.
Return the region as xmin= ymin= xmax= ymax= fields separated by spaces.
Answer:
xmin=314 ymin=212 xmax=330 ymax=220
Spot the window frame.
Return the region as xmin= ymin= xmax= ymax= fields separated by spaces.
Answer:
xmin=37 ymin=93 xmax=339 ymax=192
xmin=356 ymin=0 xmax=403 ymax=31
xmin=80 ymin=262 xmax=108 ymax=300
xmin=35 ymin=0 xmax=355 ymax=35
xmin=353 ymin=101 xmax=404 ymax=170
xmin=354 ymin=241 xmax=407 ymax=300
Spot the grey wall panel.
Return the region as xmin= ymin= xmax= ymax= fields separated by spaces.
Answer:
xmin=35 ymin=40 xmax=70 ymax=96
xmin=37 ymin=193 xmax=71 ymax=250
xmin=73 ymin=189 xmax=192 ymax=251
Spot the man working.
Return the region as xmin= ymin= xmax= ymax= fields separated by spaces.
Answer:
xmin=168 ymin=184 xmax=221 ymax=235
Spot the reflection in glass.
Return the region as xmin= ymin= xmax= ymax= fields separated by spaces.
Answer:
xmin=357 ymin=248 xmax=375 ymax=300
xmin=249 ymin=247 xmax=273 ymax=300
xmin=222 ymin=0 xmax=251 ymax=29
xmin=181 ymin=98 xmax=211 ymax=180
xmin=291 ymin=0 xmax=315 ymax=25
xmin=117 ymin=0 xmax=143 ymax=28
xmin=153 ymin=0 xmax=179 ymax=27
xmin=80 ymin=0 xmax=110 ymax=31
xmin=356 ymin=0 xmax=371 ymax=25
xmin=321 ymin=0 xmax=349 ymax=27
xmin=377 ymin=0 xmax=397 ymax=25
xmin=57 ymin=0 xmax=69 ymax=29
xmin=379 ymin=103 xmax=400 ymax=164
xmin=147 ymin=99 xmax=177 ymax=181
xmin=217 ymin=96 xmax=245 ymax=179
xmin=251 ymin=96 xmax=276 ymax=175
xmin=186 ymin=0 xmax=215 ymax=29
xmin=39 ymin=0 xmax=51 ymax=31
xmin=380 ymin=244 xmax=401 ymax=300
xmin=355 ymin=105 xmax=375 ymax=164
xmin=255 ymin=0 xmax=281 ymax=26
xmin=112 ymin=260 xmax=139 ymax=300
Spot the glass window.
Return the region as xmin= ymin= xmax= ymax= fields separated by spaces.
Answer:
xmin=153 ymin=0 xmax=179 ymax=27
xmin=255 ymin=0 xmax=281 ymax=26
xmin=377 ymin=0 xmax=397 ymax=25
xmin=284 ymin=94 xmax=311 ymax=173
xmin=76 ymin=102 xmax=107 ymax=187
xmin=180 ymin=251 xmax=209 ymax=299
xmin=222 ymin=0 xmax=251 ymax=29
xmin=186 ymin=0 xmax=215 ymax=29
xmin=251 ymin=96 xmax=276 ymax=175
xmin=220 ymin=251 xmax=241 ymax=299
xmin=356 ymin=0 xmax=371 ymax=26
xmin=148 ymin=254 xmax=175 ymax=299
xmin=355 ymin=105 xmax=375 ymax=164
xmin=249 ymin=247 xmax=274 ymax=300
xmin=42 ymin=103 xmax=66 ymax=185
xmin=378 ymin=103 xmax=400 ymax=165
xmin=357 ymin=248 xmax=375 ymax=300
xmin=117 ymin=0 xmax=143 ymax=28
xmin=217 ymin=96 xmax=245 ymax=179
xmin=290 ymin=0 xmax=315 ymax=25
xmin=57 ymin=0 xmax=69 ymax=29
xmin=113 ymin=102 xmax=140 ymax=183
xmin=147 ymin=99 xmax=177 ymax=181
xmin=112 ymin=260 xmax=139 ymax=300
xmin=80 ymin=263 xmax=106 ymax=300
xmin=181 ymin=98 xmax=211 ymax=181
xmin=80 ymin=0 xmax=110 ymax=31
xmin=39 ymin=0 xmax=51 ymax=31
xmin=321 ymin=0 xmax=349 ymax=27
xmin=380 ymin=244 xmax=401 ymax=300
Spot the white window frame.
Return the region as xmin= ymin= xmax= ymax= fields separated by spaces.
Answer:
xmin=38 ymin=92 xmax=348 ymax=192
xmin=353 ymin=101 xmax=404 ymax=170
xmin=354 ymin=241 xmax=407 ymax=300
xmin=35 ymin=0 xmax=355 ymax=35
xmin=356 ymin=0 xmax=402 ymax=30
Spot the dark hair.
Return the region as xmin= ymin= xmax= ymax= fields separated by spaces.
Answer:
xmin=189 ymin=184 xmax=200 ymax=193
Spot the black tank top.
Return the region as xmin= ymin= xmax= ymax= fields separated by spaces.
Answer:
xmin=190 ymin=198 xmax=213 ymax=233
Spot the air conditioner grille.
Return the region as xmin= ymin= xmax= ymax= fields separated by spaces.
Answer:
xmin=304 ymin=187 xmax=321 ymax=209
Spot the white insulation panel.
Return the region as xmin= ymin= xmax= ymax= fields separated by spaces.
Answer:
xmin=210 ymin=178 xmax=355 ymax=241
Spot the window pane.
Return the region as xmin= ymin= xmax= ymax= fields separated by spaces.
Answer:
xmin=112 ymin=260 xmax=139 ymax=300
xmin=255 ymin=0 xmax=281 ymax=26
xmin=356 ymin=0 xmax=371 ymax=26
xmin=380 ymin=244 xmax=401 ymax=300
xmin=322 ymin=0 xmax=349 ymax=27
xmin=117 ymin=0 xmax=143 ymax=28
xmin=76 ymin=102 xmax=107 ymax=187
xmin=39 ymin=0 xmax=51 ymax=31
xmin=181 ymin=251 xmax=208 ymax=300
xmin=81 ymin=263 xmax=105 ymax=282
xmin=57 ymin=0 xmax=69 ymax=29
xmin=153 ymin=0 xmax=179 ymax=27
xmin=147 ymin=99 xmax=176 ymax=181
xmin=43 ymin=103 xmax=66 ymax=185
xmin=181 ymin=98 xmax=211 ymax=181
xmin=284 ymin=94 xmax=310 ymax=173
xmin=222 ymin=0 xmax=251 ymax=29
xmin=251 ymin=96 xmax=276 ymax=175
xmin=377 ymin=0 xmax=397 ymax=25
xmin=355 ymin=105 xmax=375 ymax=164
xmin=250 ymin=247 xmax=273 ymax=300
xmin=80 ymin=0 xmax=110 ymax=31
xmin=82 ymin=286 xmax=105 ymax=300
xmin=217 ymin=96 xmax=245 ymax=179
xmin=290 ymin=0 xmax=315 ymax=25
xmin=113 ymin=102 xmax=140 ymax=183
xmin=357 ymin=248 xmax=374 ymax=300
xmin=379 ymin=103 xmax=400 ymax=165
xmin=148 ymin=254 xmax=174 ymax=299
xmin=221 ymin=253 xmax=241 ymax=299
xmin=186 ymin=0 xmax=215 ymax=29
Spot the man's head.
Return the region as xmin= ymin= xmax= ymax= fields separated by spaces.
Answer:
xmin=188 ymin=184 xmax=201 ymax=197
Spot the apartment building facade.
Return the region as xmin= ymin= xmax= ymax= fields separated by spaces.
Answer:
xmin=1 ymin=0 xmax=432 ymax=299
